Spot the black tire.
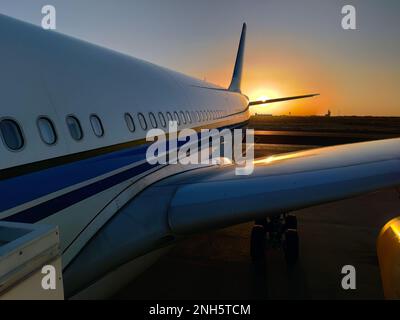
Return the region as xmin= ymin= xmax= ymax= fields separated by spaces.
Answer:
xmin=285 ymin=215 xmax=298 ymax=230
xmin=250 ymin=225 xmax=266 ymax=261
xmin=284 ymin=229 xmax=299 ymax=265
xmin=255 ymin=219 xmax=269 ymax=231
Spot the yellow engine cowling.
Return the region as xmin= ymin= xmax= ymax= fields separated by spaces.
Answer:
xmin=377 ymin=217 xmax=400 ymax=299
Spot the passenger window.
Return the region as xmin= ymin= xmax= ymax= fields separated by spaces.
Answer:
xmin=90 ymin=115 xmax=104 ymax=137
xmin=180 ymin=111 xmax=187 ymax=124
xmin=0 ymin=119 xmax=24 ymax=151
xmin=166 ymin=112 xmax=173 ymax=124
xmin=158 ymin=112 xmax=167 ymax=128
xmin=149 ymin=112 xmax=158 ymax=128
xmin=173 ymin=112 xmax=181 ymax=125
xmin=138 ymin=113 xmax=148 ymax=130
xmin=66 ymin=116 xmax=83 ymax=141
xmin=196 ymin=111 xmax=201 ymax=122
xmin=38 ymin=117 xmax=57 ymax=145
xmin=125 ymin=113 xmax=135 ymax=132
xmin=186 ymin=111 xmax=192 ymax=123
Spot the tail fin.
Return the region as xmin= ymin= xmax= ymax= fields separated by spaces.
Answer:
xmin=228 ymin=23 xmax=247 ymax=93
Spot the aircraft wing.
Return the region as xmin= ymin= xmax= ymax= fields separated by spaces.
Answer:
xmin=154 ymin=138 xmax=400 ymax=235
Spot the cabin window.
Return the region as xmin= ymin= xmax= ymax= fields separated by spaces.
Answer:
xmin=166 ymin=112 xmax=173 ymax=124
xmin=125 ymin=113 xmax=135 ymax=132
xmin=173 ymin=112 xmax=181 ymax=125
xmin=138 ymin=113 xmax=148 ymax=130
xmin=90 ymin=114 xmax=104 ymax=137
xmin=149 ymin=112 xmax=158 ymax=128
xmin=66 ymin=116 xmax=83 ymax=141
xmin=191 ymin=111 xmax=196 ymax=123
xmin=186 ymin=111 xmax=192 ymax=123
xmin=0 ymin=119 xmax=24 ymax=151
xmin=196 ymin=111 xmax=201 ymax=122
xmin=180 ymin=111 xmax=186 ymax=124
xmin=38 ymin=117 xmax=57 ymax=145
xmin=158 ymin=112 xmax=167 ymax=128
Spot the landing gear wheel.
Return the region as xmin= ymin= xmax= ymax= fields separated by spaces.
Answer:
xmin=250 ymin=225 xmax=266 ymax=262
xmin=285 ymin=214 xmax=298 ymax=230
xmin=284 ymin=229 xmax=299 ymax=265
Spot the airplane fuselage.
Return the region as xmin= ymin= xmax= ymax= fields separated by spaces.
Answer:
xmin=0 ymin=15 xmax=249 ymax=297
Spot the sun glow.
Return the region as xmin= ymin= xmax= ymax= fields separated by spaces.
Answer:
xmin=248 ymin=87 xmax=284 ymax=115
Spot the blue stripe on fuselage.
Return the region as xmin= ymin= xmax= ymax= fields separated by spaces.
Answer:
xmin=0 ymin=143 xmax=150 ymax=212
xmin=0 ymin=121 xmax=248 ymax=223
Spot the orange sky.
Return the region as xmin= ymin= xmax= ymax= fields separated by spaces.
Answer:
xmin=195 ymin=48 xmax=336 ymax=116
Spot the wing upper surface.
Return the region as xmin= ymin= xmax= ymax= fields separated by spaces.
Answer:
xmin=150 ymin=138 xmax=400 ymax=234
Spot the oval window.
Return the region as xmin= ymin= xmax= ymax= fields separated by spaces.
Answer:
xmin=196 ymin=111 xmax=201 ymax=122
xmin=38 ymin=117 xmax=57 ymax=145
xmin=138 ymin=113 xmax=148 ymax=130
xmin=191 ymin=111 xmax=196 ymax=123
xmin=90 ymin=115 xmax=104 ymax=137
xmin=158 ymin=112 xmax=166 ymax=128
xmin=149 ymin=112 xmax=158 ymax=128
xmin=66 ymin=116 xmax=83 ymax=141
xmin=173 ymin=112 xmax=181 ymax=125
xmin=0 ymin=119 xmax=24 ymax=150
xmin=186 ymin=111 xmax=192 ymax=123
xmin=125 ymin=113 xmax=135 ymax=132
xmin=166 ymin=112 xmax=173 ymax=124
xmin=180 ymin=111 xmax=186 ymax=124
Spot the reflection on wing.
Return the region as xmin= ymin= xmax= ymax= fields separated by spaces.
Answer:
xmin=155 ymin=138 xmax=400 ymax=234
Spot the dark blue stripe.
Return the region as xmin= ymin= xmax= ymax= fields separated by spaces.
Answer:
xmin=0 ymin=144 xmax=151 ymax=212
xmin=3 ymin=162 xmax=157 ymax=223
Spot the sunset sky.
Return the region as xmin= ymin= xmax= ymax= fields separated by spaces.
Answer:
xmin=1 ymin=0 xmax=399 ymax=116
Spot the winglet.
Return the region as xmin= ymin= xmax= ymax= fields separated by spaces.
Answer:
xmin=228 ymin=23 xmax=247 ymax=93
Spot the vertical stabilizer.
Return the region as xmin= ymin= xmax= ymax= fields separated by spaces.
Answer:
xmin=228 ymin=23 xmax=247 ymax=93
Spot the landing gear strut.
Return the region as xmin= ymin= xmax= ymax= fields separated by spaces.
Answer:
xmin=250 ymin=214 xmax=299 ymax=265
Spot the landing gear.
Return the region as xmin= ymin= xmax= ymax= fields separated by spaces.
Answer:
xmin=250 ymin=225 xmax=266 ymax=261
xmin=250 ymin=214 xmax=299 ymax=265
xmin=283 ymin=229 xmax=299 ymax=264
